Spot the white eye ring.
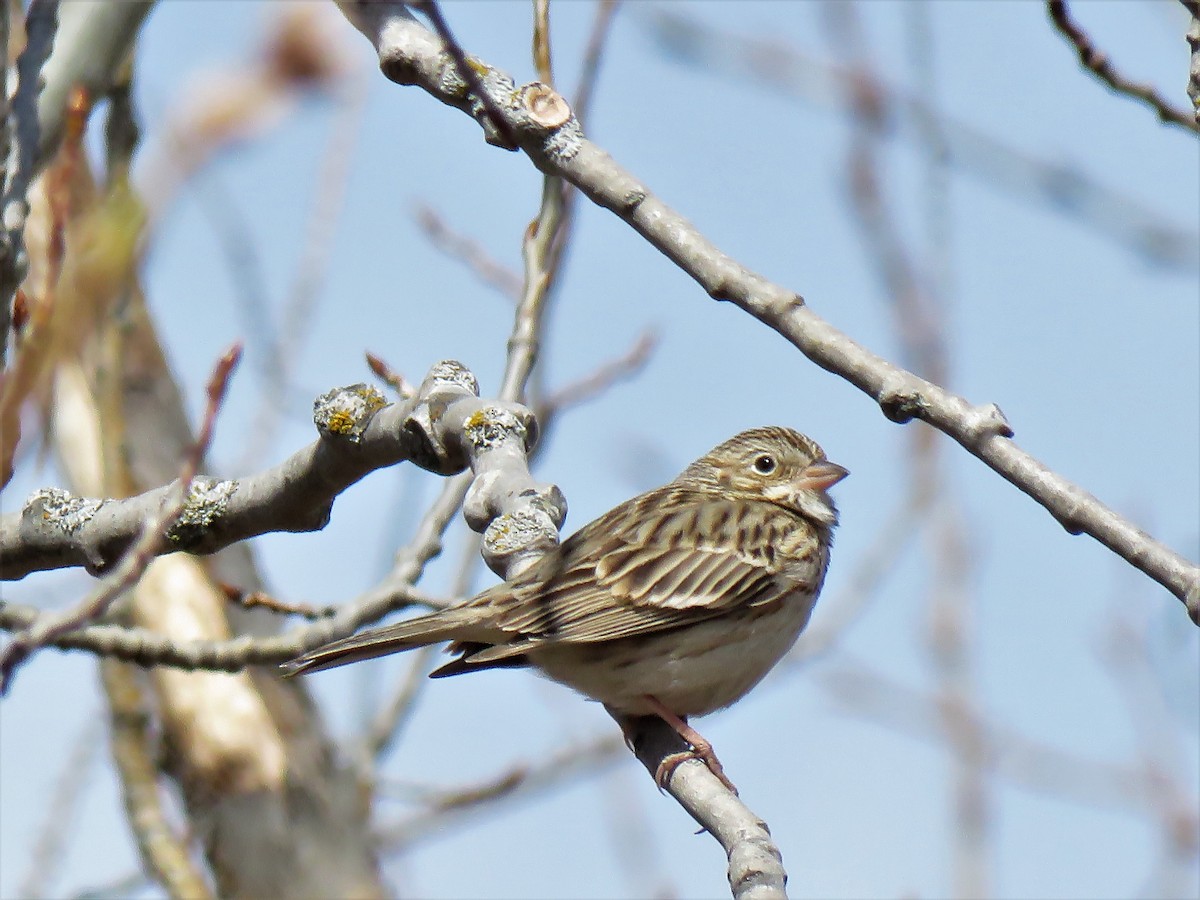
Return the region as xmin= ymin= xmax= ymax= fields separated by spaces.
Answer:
xmin=752 ymin=454 xmax=776 ymax=475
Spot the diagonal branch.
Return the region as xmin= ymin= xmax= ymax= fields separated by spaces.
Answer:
xmin=626 ymin=719 xmax=788 ymax=900
xmin=1047 ymin=0 xmax=1199 ymax=135
xmin=334 ymin=2 xmax=1199 ymax=621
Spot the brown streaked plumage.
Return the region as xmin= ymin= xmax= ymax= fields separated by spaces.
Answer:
xmin=285 ymin=426 xmax=847 ymax=791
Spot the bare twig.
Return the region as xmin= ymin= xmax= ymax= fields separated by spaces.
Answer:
xmin=0 ymin=580 xmax=428 ymax=671
xmin=71 ymin=872 xmax=151 ymax=900
xmin=626 ymin=719 xmax=788 ymax=900
xmin=219 ymin=585 xmax=338 ymax=620
xmin=825 ymin=5 xmax=991 ymax=894
xmin=413 ymin=203 xmax=522 ymax=301
xmin=1048 ymin=0 xmax=1199 ymax=135
xmin=18 ymin=720 xmax=102 ymax=899
xmin=101 ymin=661 xmax=214 ymax=900
xmin=361 ymin=644 xmax=438 ymax=762
xmin=234 ymin=69 xmax=367 ymax=471
xmin=1187 ymin=11 xmax=1200 ymax=126
xmin=0 ymin=344 xmax=242 ymax=692
xmin=1100 ymin=610 xmax=1200 ymax=892
xmin=636 ymin=9 xmax=1198 ymax=268
xmin=500 ymin=171 xmax=566 ymax=407
xmin=539 ymin=329 xmax=658 ymax=425
xmin=362 ymin=517 xmax=479 ymax=766
xmin=821 ymin=658 xmax=1192 ymax=817
xmin=573 ymin=1 xmax=621 ymax=128
xmin=411 ymin=1 xmax=519 ymax=149
xmin=375 ymin=734 xmax=625 ymax=849
xmin=532 ymin=0 xmax=553 ymax=86
xmin=365 ymin=350 xmax=418 ymax=399
xmin=0 ymin=364 xmax=526 ymax=580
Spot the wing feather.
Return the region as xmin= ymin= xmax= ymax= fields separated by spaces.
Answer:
xmin=484 ymin=488 xmax=802 ymax=645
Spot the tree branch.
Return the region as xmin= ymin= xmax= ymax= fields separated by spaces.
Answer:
xmin=1047 ymin=0 xmax=1199 ymax=135
xmin=626 ymin=718 xmax=788 ymax=900
xmin=34 ymin=1 xmax=156 ymax=170
xmin=635 ymin=9 xmax=1197 ymax=269
xmin=333 ymin=2 xmax=1199 ymax=620
xmin=1187 ymin=9 xmax=1200 ymax=125
xmin=0 ymin=344 xmax=241 ymax=692
xmin=1 ymin=0 xmax=60 ymax=369
xmin=0 ymin=360 xmax=556 ymax=580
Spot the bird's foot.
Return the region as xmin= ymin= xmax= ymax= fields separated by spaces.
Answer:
xmin=654 ymin=744 xmax=739 ymax=795
xmin=642 ymin=695 xmax=739 ymax=795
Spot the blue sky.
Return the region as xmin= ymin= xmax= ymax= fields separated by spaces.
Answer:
xmin=2 ymin=2 xmax=1197 ymax=898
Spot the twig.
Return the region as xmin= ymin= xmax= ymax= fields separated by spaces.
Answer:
xmin=826 ymin=5 xmax=992 ymax=894
xmin=18 ymin=719 xmax=102 ymax=899
xmin=413 ymin=203 xmax=522 ymax=301
xmin=234 ymin=70 xmax=367 ymax=472
xmin=1100 ymin=610 xmax=1200 ymax=887
xmin=539 ymin=329 xmax=657 ymax=422
xmin=636 ymin=9 xmax=1198 ymax=268
xmin=189 ymin=173 xmax=277 ymax=387
xmin=532 ymin=0 xmax=553 ymax=86
xmin=820 ymin=659 xmax=1186 ymax=816
xmin=627 ymin=719 xmax=789 ymax=900
xmin=333 ymin=6 xmax=1200 ymax=620
xmin=0 ymin=344 xmax=241 ymax=692
xmin=500 ymin=175 xmax=564 ymax=407
xmin=374 ymin=734 xmax=625 ymax=849
xmin=71 ymin=872 xmax=152 ymax=900
xmin=1187 ymin=10 xmax=1200 ymax=126
xmin=101 ymin=660 xmax=214 ymax=899
xmin=362 ymin=517 xmax=479 ymax=766
xmin=1047 ymin=0 xmax=1199 ymax=135
xmin=411 ymin=1 xmax=519 ymax=149
xmin=365 ymin=350 xmax=418 ymax=398
xmin=541 ymin=0 xmax=622 ymax=291
xmin=219 ymin=585 xmax=338 ymax=620
xmin=573 ymin=1 xmax=621 ymax=128
xmin=361 ymin=644 xmax=438 ymax=762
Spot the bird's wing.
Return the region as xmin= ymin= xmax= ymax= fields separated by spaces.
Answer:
xmin=486 ymin=490 xmax=802 ymax=646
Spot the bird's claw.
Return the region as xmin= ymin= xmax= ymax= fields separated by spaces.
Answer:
xmin=654 ymin=747 xmax=739 ymax=795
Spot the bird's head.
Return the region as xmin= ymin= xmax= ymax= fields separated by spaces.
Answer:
xmin=679 ymin=426 xmax=848 ymax=526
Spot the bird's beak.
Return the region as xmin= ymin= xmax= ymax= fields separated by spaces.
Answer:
xmin=798 ymin=460 xmax=849 ymax=492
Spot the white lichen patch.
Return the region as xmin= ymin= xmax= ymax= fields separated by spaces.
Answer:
xmin=472 ymin=66 xmax=517 ymax=118
xmin=525 ymin=487 xmax=567 ymax=527
xmin=25 ymin=488 xmax=104 ymax=534
xmin=482 ymin=508 xmax=559 ymax=556
xmin=168 ymin=478 xmax=239 ymax=543
xmin=543 ymin=115 xmax=583 ymax=162
xmin=313 ymin=383 xmax=387 ymax=441
xmin=463 ymin=405 xmax=527 ymax=450
xmin=428 ymin=359 xmax=479 ymax=395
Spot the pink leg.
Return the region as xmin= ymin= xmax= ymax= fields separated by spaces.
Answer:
xmin=641 ymin=695 xmax=738 ymax=795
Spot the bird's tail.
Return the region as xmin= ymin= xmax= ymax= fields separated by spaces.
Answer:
xmin=282 ymin=607 xmax=484 ymax=676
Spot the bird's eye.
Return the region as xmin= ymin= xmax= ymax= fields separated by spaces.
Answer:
xmin=752 ymin=454 xmax=776 ymax=475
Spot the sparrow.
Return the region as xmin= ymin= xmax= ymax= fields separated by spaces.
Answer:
xmin=286 ymin=426 xmax=847 ymax=791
